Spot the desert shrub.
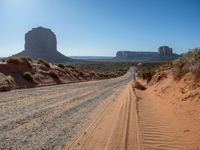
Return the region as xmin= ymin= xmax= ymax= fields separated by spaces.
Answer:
xmin=26 ymin=57 xmax=32 ymax=62
xmin=89 ymin=71 xmax=96 ymax=76
xmin=7 ymin=57 xmax=23 ymax=64
xmin=57 ymin=64 xmax=65 ymax=69
xmin=173 ymin=48 xmax=200 ymax=80
xmin=79 ymin=71 xmax=84 ymax=76
xmin=39 ymin=64 xmax=49 ymax=71
xmin=65 ymin=64 xmax=75 ymax=69
xmin=7 ymin=57 xmax=32 ymax=68
xmin=0 ymin=75 xmax=15 ymax=91
xmin=137 ymin=67 xmax=155 ymax=81
xmin=132 ymin=81 xmax=146 ymax=90
xmin=23 ymin=72 xmax=34 ymax=81
xmin=37 ymin=59 xmax=50 ymax=68
xmin=5 ymin=75 xmax=15 ymax=84
xmin=49 ymin=70 xmax=59 ymax=79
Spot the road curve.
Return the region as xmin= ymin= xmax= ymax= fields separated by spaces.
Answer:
xmin=0 ymin=68 xmax=134 ymax=150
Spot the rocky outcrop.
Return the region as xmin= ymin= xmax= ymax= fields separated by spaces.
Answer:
xmin=14 ymin=27 xmax=72 ymax=63
xmin=25 ymin=27 xmax=57 ymax=53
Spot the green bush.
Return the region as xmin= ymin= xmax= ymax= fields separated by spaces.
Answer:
xmin=23 ymin=72 xmax=34 ymax=81
xmin=57 ymin=64 xmax=65 ymax=69
xmin=49 ymin=70 xmax=59 ymax=79
xmin=37 ymin=59 xmax=50 ymax=68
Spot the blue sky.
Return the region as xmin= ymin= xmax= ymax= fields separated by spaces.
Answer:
xmin=0 ymin=0 xmax=199 ymax=57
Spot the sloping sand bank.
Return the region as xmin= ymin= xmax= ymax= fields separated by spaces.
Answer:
xmin=136 ymin=71 xmax=200 ymax=150
xmin=67 ymin=70 xmax=200 ymax=150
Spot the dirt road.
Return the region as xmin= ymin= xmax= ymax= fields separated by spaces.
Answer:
xmin=1 ymin=67 xmax=195 ymax=150
xmin=66 ymin=83 xmax=142 ymax=150
xmin=0 ymin=69 xmax=133 ymax=149
xmin=66 ymin=78 xmax=199 ymax=150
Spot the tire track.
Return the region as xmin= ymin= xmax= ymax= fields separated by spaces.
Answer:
xmin=66 ymin=83 xmax=142 ymax=150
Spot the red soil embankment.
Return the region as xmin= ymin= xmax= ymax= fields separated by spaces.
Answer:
xmin=136 ymin=70 xmax=200 ymax=149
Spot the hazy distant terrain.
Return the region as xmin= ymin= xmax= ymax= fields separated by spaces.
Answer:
xmin=70 ymin=56 xmax=114 ymax=61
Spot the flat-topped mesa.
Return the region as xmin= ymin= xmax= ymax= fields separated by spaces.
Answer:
xmin=114 ymin=46 xmax=180 ymax=61
xmin=25 ymin=27 xmax=57 ymax=53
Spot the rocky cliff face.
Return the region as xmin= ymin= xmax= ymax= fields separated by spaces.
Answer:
xmin=14 ymin=27 xmax=72 ymax=63
xmin=25 ymin=27 xmax=57 ymax=53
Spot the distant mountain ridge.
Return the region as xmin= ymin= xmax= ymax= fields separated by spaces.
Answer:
xmin=70 ymin=56 xmax=114 ymax=61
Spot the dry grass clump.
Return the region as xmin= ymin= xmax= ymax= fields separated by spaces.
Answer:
xmin=57 ymin=64 xmax=65 ymax=69
xmin=137 ymin=67 xmax=156 ymax=82
xmin=65 ymin=64 xmax=75 ymax=70
xmin=132 ymin=81 xmax=146 ymax=90
xmin=173 ymin=48 xmax=200 ymax=80
xmin=0 ymin=75 xmax=16 ymax=92
xmin=7 ymin=57 xmax=32 ymax=68
xmin=49 ymin=70 xmax=59 ymax=79
xmin=5 ymin=75 xmax=15 ymax=84
xmin=37 ymin=59 xmax=50 ymax=68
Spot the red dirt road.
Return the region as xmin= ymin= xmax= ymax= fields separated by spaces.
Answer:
xmin=66 ymin=83 xmax=142 ymax=150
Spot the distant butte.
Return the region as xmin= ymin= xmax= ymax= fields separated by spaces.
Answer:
xmin=114 ymin=46 xmax=180 ymax=61
xmin=15 ymin=27 xmax=72 ymax=63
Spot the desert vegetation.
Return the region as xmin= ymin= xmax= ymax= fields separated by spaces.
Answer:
xmin=57 ymin=63 xmax=65 ymax=69
xmin=136 ymin=48 xmax=200 ymax=83
xmin=0 ymin=75 xmax=15 ymax=91
xmin=37 ymin=58 xmax=50 ymax=68
xmin=0 ymin=57 xmax=131 ymax=92
xmin=49 ymin=70 xmax=59 ymax=79
xmin=132 ymin=81 xmax=146 ymax=90
xmin=173 ymin=48 xmax=200 ymax=80
xmin=7 ymin=57 xmax=32 ymax=68
xmin=23 ymin=72 xmax=34 ymax=82
xmin=74 ymin=62 xmax=132 ymax=78
xmin=136 ymin=62 xmax=165 ymax=82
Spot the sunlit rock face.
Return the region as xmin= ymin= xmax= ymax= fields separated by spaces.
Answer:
xmin=25 ymin=27 xmax=57 ymax=52
xmin=14 ymin=27 xmax=72 ymax=63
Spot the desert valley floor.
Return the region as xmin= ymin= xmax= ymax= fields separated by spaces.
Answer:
xmin=0 ymin=68 xmax=199 ymax=150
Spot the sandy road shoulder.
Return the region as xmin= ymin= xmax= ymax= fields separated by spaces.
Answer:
xmin=66 ymin=82 xmax=142 ymax=150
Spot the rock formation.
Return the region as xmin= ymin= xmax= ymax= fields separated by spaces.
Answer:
xmin=114 ymin=47 xmax=180 ymax=61
xmin=15 ymin=27 xmax=72 ymax=63
xmin=25 ymin=27 xmax=57 ymax=53
xmin=158 ymin=46 xmax=173 ymax=57
xmin=116 ymin=51 xmax=159 ymax=61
